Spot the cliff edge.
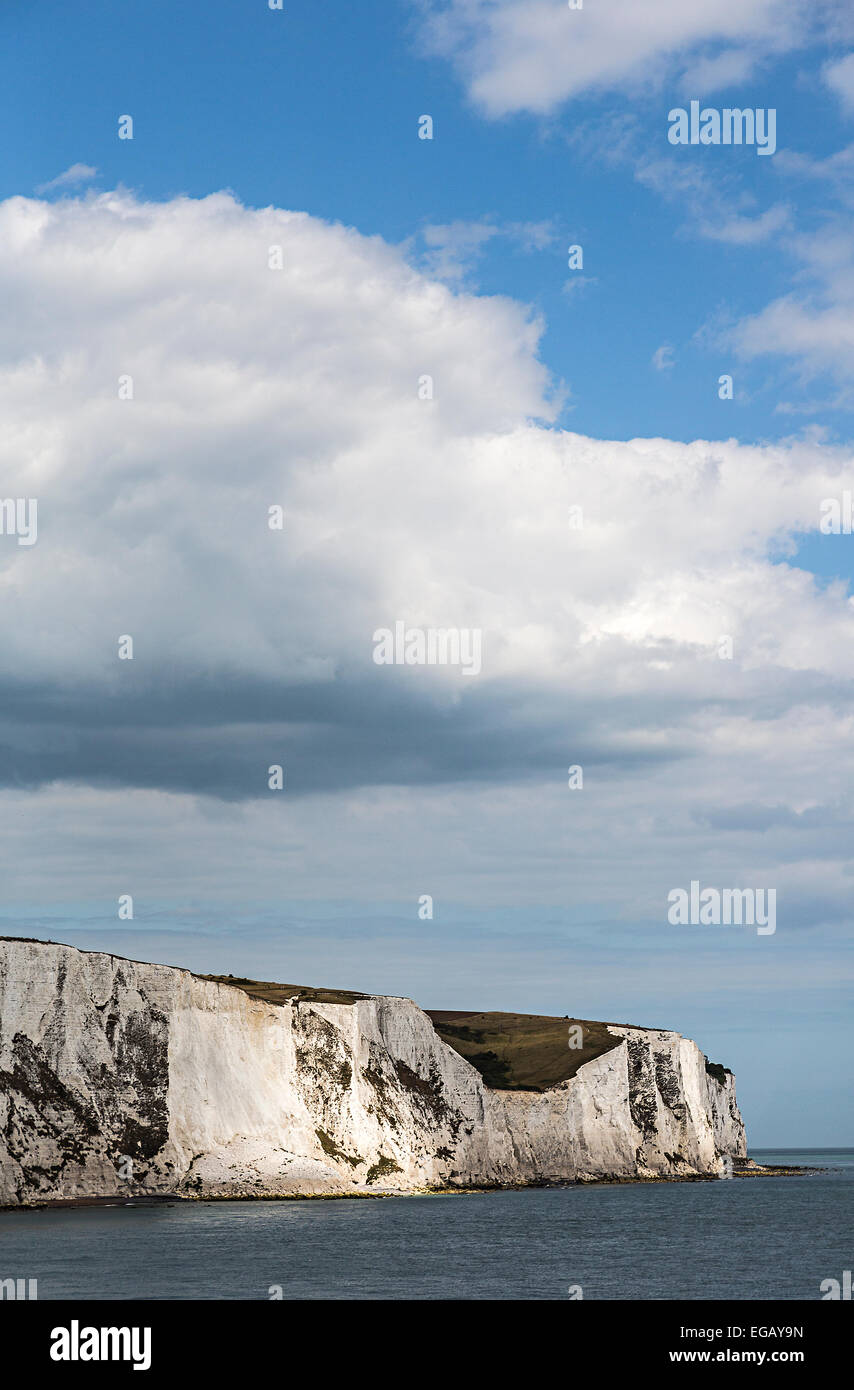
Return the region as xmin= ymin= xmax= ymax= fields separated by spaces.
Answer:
xmin=0 ymin=938 xmax=746 ymax=1205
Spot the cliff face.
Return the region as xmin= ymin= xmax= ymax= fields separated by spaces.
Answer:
xmin=0 ymin=940 xmax=745 ymax=1205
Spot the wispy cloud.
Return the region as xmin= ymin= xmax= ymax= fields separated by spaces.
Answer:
xmin=823 ymin=52 xmax=854 ymax=114
xmin=417 ymin=217 xmax=558 ymax=283
xmin=417 ymin=0 xmax=810 ymax=117
xmin=635 ymin=154 xmax=791 ymax=245
xmin=35 ymin=163 xmax=98 ymax=194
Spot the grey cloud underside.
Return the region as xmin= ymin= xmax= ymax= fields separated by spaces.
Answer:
xmin=0 ymin=673 xmax=690 ymax=798
xmin=0 ymin=664 xmax=848 ymax=799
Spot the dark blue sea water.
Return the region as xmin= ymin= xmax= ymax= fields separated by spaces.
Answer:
xmin=0 ymin=1150 xmax=850 ymax=1300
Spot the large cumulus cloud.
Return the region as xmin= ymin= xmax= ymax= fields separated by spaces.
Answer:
xmin=0 ymin=189 xmax=852 ymax=926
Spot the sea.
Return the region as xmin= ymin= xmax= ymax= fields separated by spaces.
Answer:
xmin=0 ymin=1150 xmax=850 ymax=1300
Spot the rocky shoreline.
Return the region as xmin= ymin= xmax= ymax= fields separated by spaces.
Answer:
xmin=0 ymin=1162 xmax=825 ymax=1214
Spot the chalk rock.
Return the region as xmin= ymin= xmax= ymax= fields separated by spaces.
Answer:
xmin=0 ymin=939 xmax=746 ymax=1204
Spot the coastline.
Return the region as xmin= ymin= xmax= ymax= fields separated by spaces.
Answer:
xmin=0 ymin=1162 xmax=825 ymax=1212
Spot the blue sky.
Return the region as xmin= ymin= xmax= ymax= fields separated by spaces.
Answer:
xmin=6 ymin=0 xmax=854 ymax=456
xmin=1 ymin=0 xmax=853 ymax=1144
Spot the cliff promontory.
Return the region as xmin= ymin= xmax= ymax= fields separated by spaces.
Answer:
xmin=0 ymin=939 xmax=746 ymax=1205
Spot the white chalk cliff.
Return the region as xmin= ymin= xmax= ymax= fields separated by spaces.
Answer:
xmin=0 ymin=939 xmax=745 ymax=1205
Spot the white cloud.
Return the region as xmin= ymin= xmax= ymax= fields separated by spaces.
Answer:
xmin=417 ymin=0 xmax=806 ymax=116
xmin=1 ymin=189 xmax=853 ymax=926
xmin=696 ymin=202 xmax=792 ymax=245
xmin=565 ymin=119 xmax=791 ymax=249
xmin=823 ymin=52 xmax=854 ymax=113
xmin=418 ymin=217 xmax=557 ymax=282
xmin=723 ymin=222 xmax=854 ymax=390
xmin=35 ymin=163 xmax=98 ymax=194
xmin=678 ymin=47 xmax=758 ymax=95
xmin=774 ymin=142 xmax=854 ymax=198
xmin=561 ymin=273 xmax=596 ymax=299
xmin=634 ymin=154 xmax=791 ymax=244
xmin=419 ymin=218 xmax=500 ymax=281
xmin=652 ymin=345 xmax=675 ymax=370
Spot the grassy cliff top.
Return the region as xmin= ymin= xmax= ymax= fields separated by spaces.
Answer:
xmin=427 ymin=1010 xmax=623 ymax=1091
xmin=199 ymin=975 xmax=627 ymax=1091
xmin=0 ymin=945 xmax=648 ymax=1094
xmin=197 ymin=974 xmax=370 ymax=1007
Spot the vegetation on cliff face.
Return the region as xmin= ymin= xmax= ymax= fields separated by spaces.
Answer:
xmin=705 ymin=1059 xmax=732 ymax=1086
xmin=315 ymin=1129 xmax=362 ymax=1168
xmin=366 ymin=1154 xmax=402 ymax=1185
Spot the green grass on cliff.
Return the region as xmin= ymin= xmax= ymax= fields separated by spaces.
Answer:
xmin=201 ymin=974 xmax=626 ymax=1093
xmin=426 ymin=1011 xmax=623 ymax=1092
xmin=198 ymin=974 xmax=369 ymax=1007
xmin=0 ymin=947 xmax=636 ymax=1095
